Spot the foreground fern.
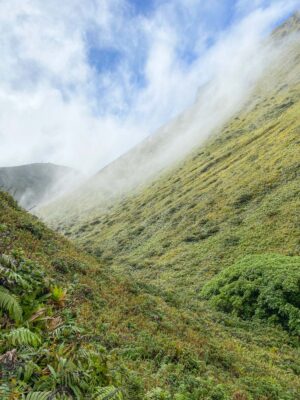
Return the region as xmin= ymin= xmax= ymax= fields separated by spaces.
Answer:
xmin=7 ymin=327 xmax=41 ymax=347
xmin=0 ymin=252 xmax=124 ymax=398
xmin=95 ymin=386 xmax=124 ymax=400
xmin=0 ymin=286 xmax=22 ymax=322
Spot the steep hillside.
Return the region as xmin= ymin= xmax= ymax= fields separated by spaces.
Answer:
xmin=15 ymin=13 xmax=300 ymax=400
xmin=67 ymin=59 xmax=300 ymax=299
xmin=0 ymin=163 xmax=79 ymax=209
xmin=1 ymin=195 xmax=300 ymax=398
xmin=41 ymin=17 xmax=300 ymax=296
xmin=39 ymin=13 xmax=300 ymax=231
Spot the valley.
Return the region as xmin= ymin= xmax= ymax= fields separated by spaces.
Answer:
xmin=0 ymin=11 xmax=300 ymax=400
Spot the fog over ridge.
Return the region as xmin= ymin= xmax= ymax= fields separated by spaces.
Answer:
xmin=0 ymin=0 xmax=299 ymax=175
xmin=37 ymin=12 xmax=300 ymax=220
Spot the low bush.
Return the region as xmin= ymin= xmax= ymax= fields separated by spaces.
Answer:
xmin=201 ymin=254 xmax=300 ymax=334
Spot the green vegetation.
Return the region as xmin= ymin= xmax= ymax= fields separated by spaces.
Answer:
xmin=50 ymin=33 xmax=300 ymax=305
xmin=0 ymin=248 xmax=123 ymax=398
xmin=3 ymin=15 xmax=300 ymax=400
xmin=1 ymin=180 xmax=300 ymax=398
xmin=201 ymin=254 xmax=300 ymax=334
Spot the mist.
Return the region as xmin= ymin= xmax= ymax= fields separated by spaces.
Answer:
xmin=36 ymin=15 xmax=300 ymax=223
xmin=0 ymin=0 xmax=299 ymax=177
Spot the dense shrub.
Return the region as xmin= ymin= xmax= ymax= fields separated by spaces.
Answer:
xmin=201 ymin=254 xmax=300 ymax=334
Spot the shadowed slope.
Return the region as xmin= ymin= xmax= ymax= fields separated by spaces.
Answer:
xmin=0 ymin=163 xmax=79 ymax=209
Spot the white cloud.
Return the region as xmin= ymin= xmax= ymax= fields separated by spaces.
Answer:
xmin=0 ymin=0 xmax=299 ymax=173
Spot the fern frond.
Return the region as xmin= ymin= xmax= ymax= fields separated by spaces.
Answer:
xmin=7 ymin=327 xmax=41 ymax=347
xmin=25 ymin=391 xmax=52 ymax=400
xmin=0 ymin=383 xmax=11 ymax=399
xmin=51 ymin=323 xmax=82 ymax=339
xmin=0 ymin=264 xmax=28 ymax=288
xmin=95 ymin=386 xmax=123 ymax=400
xmin=21 ymin=360 xmax=40 ymax=382
xmin=0 ymin=286 xmax=22 ymax=321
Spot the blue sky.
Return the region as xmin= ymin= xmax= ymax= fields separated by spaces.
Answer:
xmin=0 ymin=0 xmax=299 ymax=171
xmin=128 ymin=0 xmax=157 ymax=16
xmin=79 ymin=0 xmax=299 ymax=116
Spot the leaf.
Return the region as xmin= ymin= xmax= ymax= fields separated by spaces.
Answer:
xmin=95 ymin=386 xmax=124 ymax=400
xmin=28 ymin=308 xmax=46 ymax=322
xmin=0 ymin=286 xmax=22 ymax=322
xmin=7 ymin=327 xmax=41 ymax=347
xmin=25 ymin=392 xmax=52 ymax=400
xmin=47 ymin=364 xmax=57 ymax=379
xmin=0 ymin=383 xmax=11 ymax=399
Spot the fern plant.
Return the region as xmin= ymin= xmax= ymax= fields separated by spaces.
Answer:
xmin=0 ymin=254 xmax=28 ymax=288
xmin=0 ymin=383 xmax=11 ymax=400
xmin=51 ymin=286 xmax=67 ymax=307
xmin=24 ymin=393 xmax=52 ymax=400
xmin=7 ymin=327 xmax=41 ymax=347
xmin=95 ymin=386 xmax=124 ymax=400
xmin=0 ymin=250 xmax=124 ymax=398
xmin=0 ymin=286 xmax=22 ymax=322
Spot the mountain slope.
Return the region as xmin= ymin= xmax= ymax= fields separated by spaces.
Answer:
xmin=2 ymin=14 xmax=300 ymax=400
xmin=40 ymin=16 xmax=300 ymax=295
xmin=70 ymin=66 xmax=300 ymax=298
xmin=0 ymin=163 xmax=79 ymax=209
xmin=39 ymin=13 xmax=300 ymax=231
xmin=1 ymin=194 xmax=300 ymax=398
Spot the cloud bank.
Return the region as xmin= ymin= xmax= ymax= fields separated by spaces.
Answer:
xmin=0 ymin=0 xmax=299 ymax=173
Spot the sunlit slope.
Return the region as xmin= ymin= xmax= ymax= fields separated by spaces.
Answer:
xmin=3 ymin=195 xmax=300 ymax=398
xmin=47 ymin=29 xmax=300 ymax=296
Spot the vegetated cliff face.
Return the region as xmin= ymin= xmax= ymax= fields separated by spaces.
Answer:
xmin=0 ymin=162 xmax=79 ymax=209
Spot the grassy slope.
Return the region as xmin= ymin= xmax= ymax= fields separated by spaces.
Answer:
xmin=60 ymin=41 xmax=300 ymax=301
xmin=1 ymin=194 xmax=300 ymax=398
xmin=12 ymin=15 xmax=300 ymax=400
xmin=33 ymin=24 xmax=300 ymax=399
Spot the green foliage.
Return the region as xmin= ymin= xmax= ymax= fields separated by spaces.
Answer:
xmin=0 ymin=287 xmax=22 ymax=322
xmin=95 ymin=386 xmax=124 ymax=400
xmin=34 ymin=44 xmax=300 ymax=398
xmin=7 ymin=327 xmax=41 ymax=347
xmin=201 ymin=254 xmax=300 ymax=334
xmin=20 ymin=220 xmax=45 ymax=239
xmin=51 ymin=258 xmax=87 ymax=275
xmin=145 ymin=388 xmax=171 ymax=400
xmin=0 ymin=383 xmax=11 ymax=399
xmin=0 ymin=251 xmax=123 ymax=398
xmin=2 ymin=36 xmax=300 ymax=398
xmin=51 ymin=286 xmax=67 ymax=306
xmin=25 ymin=392 xmax=52 ymax=400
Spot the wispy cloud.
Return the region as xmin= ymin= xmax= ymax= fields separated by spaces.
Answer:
xmin=0 ymin=0 xmax=299 ymax=172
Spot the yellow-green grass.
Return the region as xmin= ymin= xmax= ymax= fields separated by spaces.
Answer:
xmin=1 ymin=187 xmax=300 ymax=398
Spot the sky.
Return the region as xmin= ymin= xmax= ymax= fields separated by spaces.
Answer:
xmin=0 ymin=0 xmax=299 ymax=173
